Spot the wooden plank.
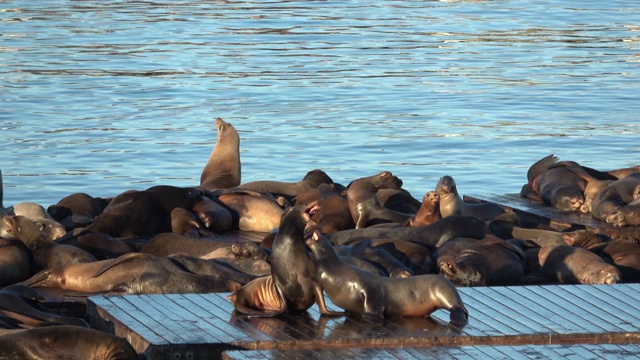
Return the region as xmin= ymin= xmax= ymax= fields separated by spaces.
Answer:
xmin=462 ymin=287 xmax=538 ymax=335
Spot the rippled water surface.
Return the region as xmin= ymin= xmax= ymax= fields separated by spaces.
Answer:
xmin=2 ymin=0 xmax=639 ymax=206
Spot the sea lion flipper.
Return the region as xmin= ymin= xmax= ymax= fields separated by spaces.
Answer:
xmin=526 ymin=154 xmax=558 ymax=184
xmin=314 ymin=285 xmax=344 ymax=317
xmin=90 ymin=253 xmax=146 ymax=279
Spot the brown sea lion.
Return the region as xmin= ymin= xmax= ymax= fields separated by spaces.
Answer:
xmin=47 ymin=192 xmax=110 ymax=230
xmin=269 ymin=202 xmax=341 ymax=315
xmin=0 ymin=325 xmax=138 ymax=360
xmin=433 ymin=237 xmax=480 ymax=276
xmin=329 ymin=215 xmax=488 ymax=250
xmin=436 ymin=175 xmax=505 ymax=220
xmin=239 ymin=169 xmax=335 ymax=202
xmin=604 ymin=195 xmax=640 ymax=227
xmin=141 ymin=232 xmax=235 ymax=257
xmin=563 ymin=230 xmax=640 ymax=282
xmin=0 ymin=237 xmax=31 ymax=287
xmin=523 ymin=245 xmax=620 ymax=285
xmin=521 ymin=155 xmax=586 ymax=212
xmin=200 ymin=117 xmax=241 ymax=191
xmin=302 ymin=184 xmax=354 ymax=234
xmin=20 ymin=252 xmax=242 ymax=294
xmin=376 ymin=188 xmax=422 ymax=214
xmin=336 ymin=240 xmax=414 ymax=278
xmin=215 ymin=188 xmax=284 ymax=232
xmin=88 ymin=185 xmax=202 ymax=238
xmin=560 ymin=165 xmax=614 ymax=213
xmin=489 ymin=219 xmax=566 ymax=247
xmin=6 ymin=215 xmax=96 ymax=271
xmin=305 ymin=230 xmax=468 ymax=325
xmin=364 ymin=238 xmax=434 ymax=275
xmin=170 ymin=207 xmax=201 ymax=238
xmin=347 ymin=178 xmax=412 ymax=228
xmin=54 ymin=228 xmax=139 ymax=260
xmin=405 ymin=191 xmax=441 ymax=227
xmin=226 ymin=276 xmax=285 ymax=316
xmin=0 ymin=284 xmax=88 ymax=329
xmin=191 ymin=194 xmax=233 ymax=233
xmin=590 ymin=173 xmax=640 ymax=221
xmin=439 ymin=235 xmax=525 ymax=287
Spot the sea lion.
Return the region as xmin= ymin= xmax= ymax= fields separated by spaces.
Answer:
xmin=590 ymin=173 xmax=640 ymax=221
xmin=0 ymin=325 xmax=138 ymax=360
xmin=305 ymin=229 xmax=468 ymax=325
xmin=521 ymin=155 xmax=586 ymax=212
xmin=436 ymin=175 xmax=505 ymax=220
xmin=439 ymin=235 xmax=525 ymax=287
xmin=191 ymin=194 xmax=233 ymax=233
xmin=88 ymin=185 xmax=203 ymax=238
xmin=489 ymin=219 xmax=566 ymax=247
xmin=604 ymin=195 xmax=640 ymax=227
xmin=523 ymin=245 xmax=620 ymax=285
xmin=170 ymin=207 xmax=201 ymax=238
xmin=226 ymin=276 xmax=285 ymax=316
xmin=54 ymin=228 xmax=139 ymax=260
xmin=20 ymin=252 xmax=242 ymax=295
xmin=0 ymin=201 xmax=67 ymax=241
xmin=6 ymin=215 xmax=96 ymax=271
xmin=302 ymin=184 xmax=354 ymax=234
xmin=405 ymin=191 xmax=441 ymax=227
xmin=344 ymin=171 xmax=404 ymax=193
xmin=375 ymin=188 xmax=422 ymax=214
xmin=336 ymin=240 xmax=414 ymax=278
xmin=563 ymin=230 xmax=640 ymax=282
xmin=0 ymin=284 xmax=88 ymax=329
xmin=347 ymin=178 xmax=411 ymax=228
xmin=200 ymin=117 xmax=241 ymax=191
xmin=0 ymin=237 xmax=31 ymax=287
xmin=141 ymin=232 xmax=234 ymax=257
xmin=47 ymin=192 xmax=110 ymax=230
xmin=329 ymin=215 xmax=488 ymax=249
xmin=561 ymin=165 xmax=614 ymax=213
xmin=239 ymin=169 xmax=335 ymax=202
xmin=269 ymin=201 xmax=341 ymax=315
xmin=215 ymin=188 xmax=283 ymax=232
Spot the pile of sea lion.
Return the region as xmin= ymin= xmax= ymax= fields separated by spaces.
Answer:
xmin=1 ymin=119 xmax=639 ymax=358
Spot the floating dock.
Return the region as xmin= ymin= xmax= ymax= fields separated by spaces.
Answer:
xmin=87 ymin=284 xmax=640 ymax=360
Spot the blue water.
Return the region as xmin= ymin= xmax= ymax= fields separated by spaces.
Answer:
xmin=2 ymin=0 xmax=639 ymax=207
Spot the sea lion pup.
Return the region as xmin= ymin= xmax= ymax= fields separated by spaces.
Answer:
xmin=200 ymin=117 xmax=241 ymax=191
xmin=522 ymin=244 xmax=621 ymax=285
xmin=520 ymin=155 xmax=586 ymax=212
xmin=6 ymin=215 xmax=96 ymax=271
xmin=305 ymin=229 xmax=468 ymax=325
xmin=404 ymin=191 xmax=441 ymax=227
xmin=227 ymin=202 xmax=342 ymax=317
xmin=439 ymin=235 xmax=525 ymax=287
xmin=329 ymin=215 xmax=488 ymax=249
xmin=436 ymin=175 xmax=505 ymax=220
xmin=20 ymin=252 xmax=242 ymax=295
xmin=0 ymin=284 xmax=88 ymax=329
xmin=0 ymin=325 xmax=138 ymax=360
xmin=238 ymin=169 xmax=336 ymax=202
xmin=347 ymin=177 xmax=412 ymax=228
xmin=590 ymin=173 xmax=640 ymax=222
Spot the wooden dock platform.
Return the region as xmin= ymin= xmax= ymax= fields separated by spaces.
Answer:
xmin=87 ymin=283 xmax=640 ymax=360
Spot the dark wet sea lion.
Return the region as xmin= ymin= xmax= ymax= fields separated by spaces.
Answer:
xmin=433 ymin=237 xmax=479 ymax=276
xmin=523 ymin=245 xmax=620 ymax=285
xmin=363 ymin=238 xmax=433 ymax=275
xmin=47 ymin=192 xmax=110 ymax=230
xmin=376 ymin=188 xmax=422 ymax=214
xmin=269 ymin=201 xmax=341 ymax=315
xmin=336 ymin=240 xmax=415 ymax=278
xmin=216 ymin=188 xmax=283 ymax=232
xmin=88 ymin=185 xmax=202 ymax=238
xmin=439 ymin=235 xmax=525 ymax=287
xmin=21 ymin=252 xmax=242 ymax=294
xmin=347 ymin=178 xmax=411 ymax=228
xmin=200 ymin=117 xmax=241 ymax=191
xmin=306 ymin=230 xmax=468 ymax=325
xmin=489 ymin=219 xmax=566 ymax=247
xmin=0 ymin=325 xmax=138 ymax=360
xmin=0 ymin=284 xmax=88 ymax=329
xmin=329 ymin=215 xmax=487 ymax=249
xmin=405 ymin=191 xmax=441 ymax=227
xmin=436 ymin=175 xmax=505 ymax=220
xmin=54 ymin=228 xmax=139 ymax=260
xmin=239 ymin=169 xmax=335 ymax=202
xmin=170 ymin=207 xmax=201 ymax=238
xmin=167 ymin=253 xmax=259 ymax=285
xmin=590 ymin=173 xmax=640 ymax=221
xmin=521 ymin=155 xmax=586 ymax=212
xmin=0 ymin=236 xmax=31 ymax=286
xmin=7 ymin=215 xmax=96 ymax=271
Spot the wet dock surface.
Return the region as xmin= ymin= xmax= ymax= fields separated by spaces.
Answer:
xmin=88 ymin=283 xmax=640 ymax=360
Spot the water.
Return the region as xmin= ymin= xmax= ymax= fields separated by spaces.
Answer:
xmin=2 ymin=0 xmax=639 ymax=207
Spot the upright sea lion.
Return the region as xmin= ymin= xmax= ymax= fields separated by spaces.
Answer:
xmin=0 ymin=325 xmax=138 ymax=360
xmin=347 ymin=178 xmax=411 ymax=228
xmin=305 ymin=229 xmax=468 ymax=325
xmin=21 ymin=252 xmax=242 ymax=294
xmin=523 ymin=245 xmax=620 ymax=285
xmin=329 ymin=215 xmax=488 ymax=249
xmin=0 ymin=284 xmax=88 ymax=329
xmin=436 ymin=175 xmax=505 ymax=220
xmin=590 ymin=173 xmax=640 ymax=221
xmin=200 ymin=117 xmax=241 ymax=190
xmin=239 ymin=169 xmax=335 ymax=202
xmin=405 ymin=191 xmax=441 ymax=227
